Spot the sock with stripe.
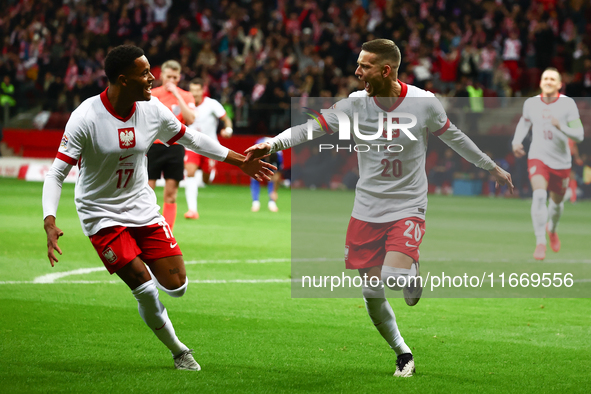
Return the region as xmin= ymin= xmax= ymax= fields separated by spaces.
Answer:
xmin=362 ymin=281 xmax=411 ymax=355
xmin=531 ymin=189 xmax=548 ymax=245
xmin=547 ymin=198 xmax=564 ymax=233
xmin=132 ymin=280 xmax=188 ymax=357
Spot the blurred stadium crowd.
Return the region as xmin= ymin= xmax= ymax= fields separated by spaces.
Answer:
xmin=1 ymin=0 xmax=591 ymax=197
xmin=3 ymin=0 xmax=591 ymax=122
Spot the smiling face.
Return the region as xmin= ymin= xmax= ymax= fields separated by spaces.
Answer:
xmin=124 ymin=55 xmax=154 ymax=101
xmin=355 ymin=50 xmax=393 ymax=97
xmin=539 ymin=69 xmax=562 ymax=97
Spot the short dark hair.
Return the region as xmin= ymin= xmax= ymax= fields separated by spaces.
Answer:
xmin=104 ymin=45 xmax=145 ymax=83
xmin=361 ymin=39 xmax=401 ymax=66
xmin=190 ymin=78 xmax=204 ymax=86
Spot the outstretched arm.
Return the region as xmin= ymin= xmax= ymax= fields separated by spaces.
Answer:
xmin=439 ymin=125 xmax=514 ymax=193
xmin=175 ymin=129 xmax=275 ymax=181
xmin=245 ymin=121 xmax=323 ymax=161
xmin=224 ymin=150 xmax=276 ymax=182
xmin=42 ymin=159 xmax=71 ymax=266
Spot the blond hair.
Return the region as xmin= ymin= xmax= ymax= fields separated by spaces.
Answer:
xmin=161 ymin=60 xmax=181 ymax=72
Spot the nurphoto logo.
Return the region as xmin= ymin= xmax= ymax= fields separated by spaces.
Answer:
xmin=303 ymin=107 xmax=417 ymax=152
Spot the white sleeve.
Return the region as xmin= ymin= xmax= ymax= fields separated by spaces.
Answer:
xmin=268 ymin=122 xmax=324 ymax=154
xmin=438 ymin=123 xmax=496 ymax=170
xmin=512 ymin=116 xmax=532 ymax=145
xmin=268 ymin=127 xmax=295 ymax=153
xmin=212 ymin=99 xmax=227 ymax=118
xmin=559 ymin=119 xmax=584 ymax=143
xmin=512 ymin=100 xmax=531 ymax=145
xmin=157 ymin=101 xmax=229 ymax=161
xmin=42 ymin=159 xmax=73 ymax=220
xmin=268 ymin=97 xmax=353 ymax=153
xmin=559 ymin=99 xmax=584 ymax=143
xmin=176 ymin=128 xmax=229 ymax=161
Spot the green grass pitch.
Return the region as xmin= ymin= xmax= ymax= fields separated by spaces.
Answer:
xmin=0 ymin=177 xmax=590 ymax=393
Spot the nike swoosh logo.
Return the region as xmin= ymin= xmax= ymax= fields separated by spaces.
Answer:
xmin=405 ymin=242 xmax=418 ymax=248
xmin=170 ymin=243 xmax=178 ymax=248
xmin=119 ymin=154 xmax=133 ymax=161
xmin=155 ymin=322 xmax=167 ymax=330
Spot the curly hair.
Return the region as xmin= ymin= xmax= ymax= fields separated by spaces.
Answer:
xmin=104 ymin=45 xmax=145 ymax=83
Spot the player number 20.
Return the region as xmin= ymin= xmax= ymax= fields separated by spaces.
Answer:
xmin=403 ymin=220 xmax=423 ymax=242
xmin=380 ymin=159 xmax=402 ymax=177
xmin=115 ymin=169 xmax=134 ymax=188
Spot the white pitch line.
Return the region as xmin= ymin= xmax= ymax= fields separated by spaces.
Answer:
xmin=18 ymin=256 xmax=591 ymax=285
xmin=33 ymin=267 xmax=105 ymax=283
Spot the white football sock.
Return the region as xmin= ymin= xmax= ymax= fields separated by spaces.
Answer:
xmin=547 ymin=198 xmax=564 ymax=233
xmin=362 ymin=281 xmax=412 ymax=355
xmin=132 ymin=280 xmax=188 ymax=357
xmin=531 ymin=189 xmax=548 ymax=245
xmin=185 ymin=176 xmax=198 ymax=212
xmin=381 ymin=266 xmax=410 ymax=291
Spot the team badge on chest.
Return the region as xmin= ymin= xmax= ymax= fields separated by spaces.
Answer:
xmin=118 ymin=127 xmax=136 ymax=149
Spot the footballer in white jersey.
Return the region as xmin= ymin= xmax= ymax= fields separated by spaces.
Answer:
xmin=514 ymin=94 xmax=581 ymax=170
xmin=316 ymin=84 xmax=466 ymax=224
xmin=512 ymin=67 xmax=584 ymax=260
xmin=49 ymin=90 xmax=227 ymax=237
xmin=270 ymin=83 xmax=498 ymax=261
xmin=188 ymin=96 xmax=228 ymax=140
xmin=42 ymin=46 xmax=274 ymax=372
xmin=183 ymin=79 xmax=234 ymax=219
xmin=245 ymin=39 xmax=513 ymax=378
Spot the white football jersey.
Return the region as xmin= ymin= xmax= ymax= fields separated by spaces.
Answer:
xmin=56 ymin=90 xmax=226 ymax=236
xmin=521 ymin=95 xmax=580 ymax=169
xmin=307 ymin=83 xmax=451 ymax=223
xmin=188 ymin=97 xmax=226 ymax=140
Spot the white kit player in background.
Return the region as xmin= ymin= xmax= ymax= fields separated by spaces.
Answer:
xmin=42 ymin=45 xmax=274 ymax=371
xmin=183 ymin=78 xmax=233 ymax=219
xmin=512 ymin=67 xmax=584 ymax=260
xmin=245 ymin=39 xmax=513 ymax=377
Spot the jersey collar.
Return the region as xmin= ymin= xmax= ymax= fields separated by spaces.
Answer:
xmin=100 ymin=88 xmax=137 ymax=122
xmin=539 ymin=93 xmax=560 ymax=105
xmin=373 ymin=80 xmax=408 ymax=112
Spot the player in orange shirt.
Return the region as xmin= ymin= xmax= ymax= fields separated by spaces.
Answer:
xmin=147 ymin=60 xmax=196 ymax=229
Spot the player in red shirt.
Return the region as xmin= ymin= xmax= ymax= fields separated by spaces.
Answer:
xmin=147 ymin=60 xmax=196 ymax=229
